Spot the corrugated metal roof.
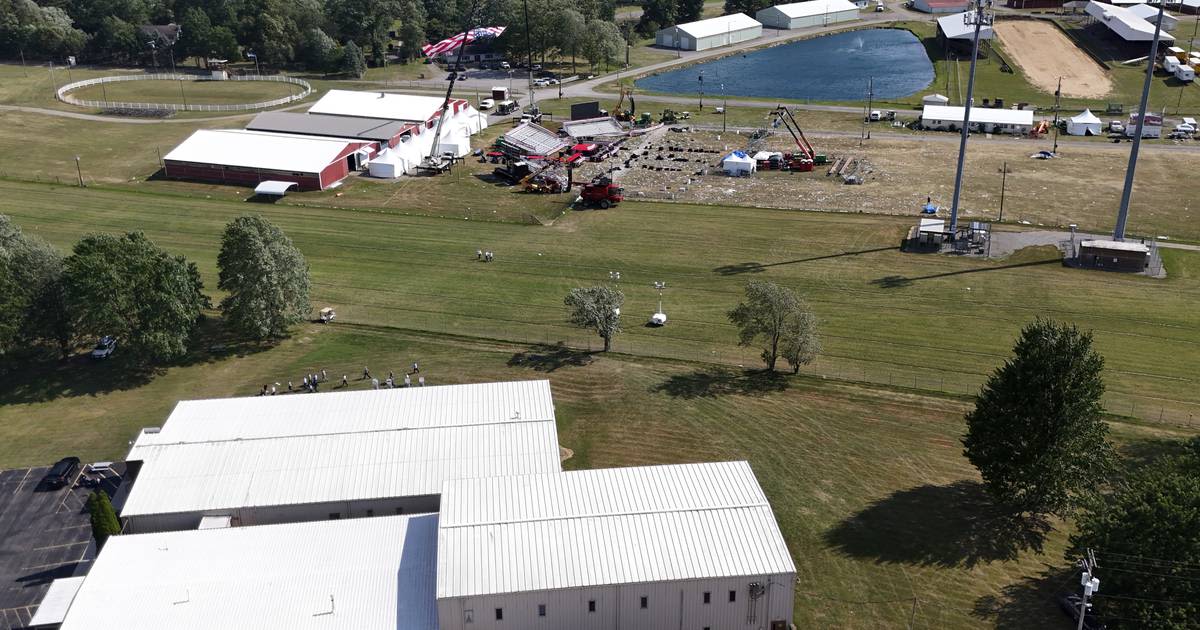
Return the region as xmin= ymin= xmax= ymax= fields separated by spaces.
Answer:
xmin=58 ymin=514 xmax=439 ymax=630
xmin=561 ymin=117 xmax=625 ymax=139
xmin=671 ymin=13 xmax=762 ymax=39
xmin=937 ymin=11 xmax=995 ymax=39
xmin=309 ymin=90 xmax=466 ymax=123
xmin=122 ymin=381 xmax=560 ymax=517
xmin=1085 ymin=1 xmax=1175 ymax=41
xmin=436 ymin=462 xmax=796 ymax=598
xmin=922 ymin=104 xmax=1035 ymax=126
xmin=248 ymin=112 xmax=418 ymax=142
xmin=500 ymin=123 xmax=570 ymax=155
xmin=28 ymin=576 xmax=85 ymax=626
xmin=767 ymin=0 xmax=859 ymax=18
xmin=163 ymin=129 xmax=365 ymax=173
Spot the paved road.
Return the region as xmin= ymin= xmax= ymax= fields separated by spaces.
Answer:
xmin=0 ymin=102 xmax=307 ymax=124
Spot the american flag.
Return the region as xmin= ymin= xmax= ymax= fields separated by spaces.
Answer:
xmin=421 ymin=26 xmax=507 ymax=57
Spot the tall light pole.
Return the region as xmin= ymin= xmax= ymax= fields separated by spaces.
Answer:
xmin=74 ymin=156 xmax=84 ymax=187
xmin=698 ymin=71 xmax=704 ymax=112
xmin=721 ymin=83 xmax=727 ymax=133
xmin=1114 ymin=2 xmax=1168 ymax=241
xmin=1051 ymin=76 xmax=1062 ymax=154
xmin=947 ymin=0 xmax=994 ymax=240
xmin=247 ymin=52 xmax=260 ymax=75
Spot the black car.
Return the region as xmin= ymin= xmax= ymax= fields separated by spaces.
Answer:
xmin=44 ymin=457 xmax=81 ymax=489
xmin=1058 ymin=594 xmax=1106 ymax=630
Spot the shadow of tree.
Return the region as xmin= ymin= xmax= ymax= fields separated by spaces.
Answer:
xmin=713 ymin=247 xmax=899 ymax=276
xmin=824 ymin=481 xmax=1053 ymax=569
xmin=972 ymin=565 xmax=1076 ymax=630
xmin=507 ymin=342 xmax=594 ymax=372
xmin=871 ymin=259 xmax=1061 ymax=289
xmin=712 ymin=262 xmax=769 ymax=275
xmin=651 ymin=367 xmax=789 ymax=399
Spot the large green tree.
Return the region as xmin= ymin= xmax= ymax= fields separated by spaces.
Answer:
xmin=86 ymin=490 xmax=122 ymax=549
xmin=0 ymin=215 xmax=68 ymax=359
xmin=678 ymin=0 xmax=705 ymax=23
xmin=0 ymin=0 xmax=86 ymax=59
xmin=962 ymin=319 xmax=1116 ymax=517
xmin=217 ymin=215 xmax=310 ymax=340
xmin=564 ymin=286 xmax=623 ymax=352
xmin=396 ymin=0 xmax=428 ymax=62
xmin=1070 ymin=439 xmax=1200 ymax=629
xmin=580 ymin=18 xmax=625 ymax=70
xmin=63 ymin=232 xmax=209 ymax=364
xmin=728 ymin=280 xmax=819 ymax=372
xmin=325 ymin=0 xmax=400 ymax=65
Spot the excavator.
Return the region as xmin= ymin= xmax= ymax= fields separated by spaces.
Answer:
xmin=770 ymin=106 xmax=826 ymax=172
xmin=613 ymin=86 xmax=635 ymax=122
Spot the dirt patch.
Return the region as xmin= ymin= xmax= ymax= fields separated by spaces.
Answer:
xmin=994 ymin=21 xmax=1113 ymax=99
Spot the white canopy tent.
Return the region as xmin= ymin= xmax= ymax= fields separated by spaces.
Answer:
xmin=1067 ymin=109 xmax=1104 ymax=135
xmin=722 ymin=151 xmax=756 ymax=176
xmin=367 ymin=148 xmax=405 ymax=179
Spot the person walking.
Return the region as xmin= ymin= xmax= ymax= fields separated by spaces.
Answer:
xmin=372 ymin=377 xmax=380 ymax=390
xmin=411 ymin=362 xmax=420 ymax=374
xmin=341 ymin=374 xmax=348 ymax=388
xmin=321 ymin=369 xmax=327 ymax=381
xmin=404 ymin=374 xmax=411 ymax=387
xmin=288 ymin=381 xmax=293 ymax=392
xmin=271 ymin=384 xmax=278 ymax=395
xmin=362 ymin=366 xmax=371 ymax=380
xmin=418 ymin=376 xmax=425 ymax=386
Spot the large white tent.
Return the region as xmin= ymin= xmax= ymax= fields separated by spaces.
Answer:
xmin=1067 ymin=109 xmax=1104 ymax=135
xmin=722 ymin=150 xmax=756 ymax=176
xmin=656 ymin=13 xmax=762 ymax=51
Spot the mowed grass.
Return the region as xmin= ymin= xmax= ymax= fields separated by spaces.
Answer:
xmin=0 ymin=322 xmax=1191 ymax=627
xmin=69 ymin=78 xmax=305 ymax=106
xmin=3 ymin=179 xmax=1198 ymax=425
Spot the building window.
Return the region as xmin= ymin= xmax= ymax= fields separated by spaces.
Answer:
xmin=588 ymin=600 xmax=596 ymax=613
xmin=703 ymin=592 xmax=711 ymax=604
xmin=729 ymin=590 xmax=737 ymax=603
xmin=538 ymin=604 xmax=546 ymax=617
xmin=640 ymin=596 xmax=648 ymax=609
xmin=463 ymin=609 xmax=474 ymax=623
xmin=495 ymin=608 xmax=503 ymax=620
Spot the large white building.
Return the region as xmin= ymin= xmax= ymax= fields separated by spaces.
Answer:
xmin=1085 ymin=1 xmax=1176 ymax=41
xmin=921 ymin=104 xmax=1035 ymax=134
xmin=119 ymin=380 xmax=562 ymax=532
xmin=435 ymin=461 xmax=796 ymax=630
xmin=656 ymin=13 xmax=763 ymax=51
xmin=56 ymin=514 xmax=439 ymax=630
xmin=756 ymin=0 xmax=860 ymax=29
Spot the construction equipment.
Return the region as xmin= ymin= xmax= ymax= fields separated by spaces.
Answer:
xmin=770 ymin=106 xmax=826 ymax=172
xmin=520 ymin=160 xmax=568 ymax=193
xmin=574 ymin=175 xmax=623 ymax=209
xmin=419 ymin=7 xmax=490 ymax=174
xmin=660 ymin=109 xmax=691 ymax=123
xmin=493 ymin=159 xmax=534 ymax=183
xmin=614 ymin=86 xmax=635 ymax=122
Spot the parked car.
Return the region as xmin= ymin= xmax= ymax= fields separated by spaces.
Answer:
xmin=1057 ymin=594 xmax=1106 ymax=630
xmin=1109 ymin=120 xmax=1124 ymax=133
xmin=90 ymin=336 xmax=117 ymax=359
xmin=499 ymin=61 xmax=511 ymax=70
xmin=531 ymin=64 xmax=542 ymax=71
xmin=533 ymin=78 xmax=550 ymax=87
xmin=1173 ymin=123 xmax=1195 ymax=134
xmin=479 ymin=98 xmax=495 ymax=110
xmin=43 ymin=457 xmax=81 ymax=489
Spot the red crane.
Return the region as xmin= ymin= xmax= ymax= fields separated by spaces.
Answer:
xmin=770 ymin=106 xmax=817 ymax=172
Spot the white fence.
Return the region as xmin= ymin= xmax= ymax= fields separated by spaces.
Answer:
xmin=55 ymin=73 xmax=312 ymax=113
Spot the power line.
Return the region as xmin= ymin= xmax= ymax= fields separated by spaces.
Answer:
xmin=1093 ymin=593 xmax=1198 ymax=607
xmin=1099 ymin=551 xmax=1200 ymax=569
xmin=1103 ymin=565 xmax=1200 ymax=583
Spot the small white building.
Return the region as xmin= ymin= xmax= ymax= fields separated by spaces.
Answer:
xmin=55 ymin=514 xmax=439 ymax=630
xmin=921 ymin=104 xmax=1035 ymax=134
xmin=922 ymin=93 xmax=951 ymax=106
xmin=656 ymin=13 xmax=763 ymax=51
xmin=756 ymin=0 xmax=860 ymax=29
xmin=913 ymin=0 xmax=971 ymax=13
xmin=937 ymin=10 xmax=995 ymax=40
xmin=435 ymin=461 xmax=796 ymax=630
xmin=119 ymin=380 xmax=562 ymax=532
xmin=1067 ymin=108 xmax=1104 ymax=135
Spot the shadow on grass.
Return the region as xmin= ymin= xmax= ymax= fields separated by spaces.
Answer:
xmin=972 ymin=565 xmax=1076 ymax=630
xmin=507 ymin=342 xmax=594 ymax=372
xmin=651 ymin=366 xmax=789 ymax=399
xmin=824 ymin=481 xmax=1052 ymax=569
xmin=712 ymin=247 xmax=897 ymax=276
xmin=871 ymin=258 xmax=1061 ymax=289
xmin=0 ymin=317 xmax=275 ymax=405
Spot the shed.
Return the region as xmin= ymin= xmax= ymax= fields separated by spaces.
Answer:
xmin=1066 ymin=109 xmax=1103 ymax=135
xmin=913 ymin=0 xmax=971 ymax=12
xmin=756 ymin=0 xmax=860 ymax=29
xmin=921 ymin=104 xmax=1035 ymax=134
xmin=937 ymin=11 xmax=995 ymax=39
xmin=1077 ymin=239 xmax=1149 ymax=271
xmin=656 ymin=13 xmax=763 ymax=51
xmin=162 ymin=129 xmax=372 ymax=191
xmin=722 ymin=150 xmax=756 ymax=175
xmin=922 ymin=93 xmax=951 ymax=106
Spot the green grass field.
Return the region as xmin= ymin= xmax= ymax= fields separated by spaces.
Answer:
xmin=69 ymin=78 xmax=304 ymax=106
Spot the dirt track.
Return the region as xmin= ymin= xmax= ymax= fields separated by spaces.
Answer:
xmin=994 ymin=20 xmax=1113 ymax=99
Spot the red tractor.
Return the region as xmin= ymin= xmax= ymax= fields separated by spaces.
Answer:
xmin=577 ymin=176 xmax=623 ymax=209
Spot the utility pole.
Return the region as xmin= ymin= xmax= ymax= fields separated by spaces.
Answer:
xmin=698 ymin=71 xmax=704 ymax=112
xmin=74 ymin=156 xmax=84 ymax=187
xmin=948 ymin=0 xmax=994 ymax=240
xmin=722 ymin=83 xmax=727 ymax=133
xmin=1114 ymin=2 xmax=1168 ymax=241
xmin=1076 ymin=550 xmax=1100 ymax=630
xmin=19 ymin=49 xmax=28 ymax=77
xmin=998 ymin=161 xmax=1007 ymax=222
xmin=522 ymin=0 xmax=536 ymax=113
xmin=1051 ymin=76 xmax=1062 ymax=154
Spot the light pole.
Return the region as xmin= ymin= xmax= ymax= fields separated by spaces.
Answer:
xmin=247 ymin=51 xmax=260 ymax=75
xmin=721 ymin=83 xmax=727 ymax=133
xmin=998 ymin=160 xmax=1007 ymax=223
xmin=1114 ymin=1 xmax=1168 ymax=241
xmin=74 ymin=156 xmax=84 ymax=187
xmin=626 ymin=42 xmax=631 ymax=68
xmin=947 ymin=0 xmax=994 ymax=240
xmin=147 ymin=40 xmax=158 ymax=70
xmin=698 ymin=71 xmax=704 ymax=112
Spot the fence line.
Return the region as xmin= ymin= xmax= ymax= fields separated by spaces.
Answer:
xmin=55 ymin=73 xmax=312 ymax=112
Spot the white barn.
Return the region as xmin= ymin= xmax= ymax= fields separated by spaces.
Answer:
xmin=656 ymin=13 xmax=763 ymax=51
xmin=435 ymin=461 xmax=796 ymax=630
xmin=756 ymin=0 xmax=860 ymax=29
xmin=921 ymin=104 xmax=1035 ymax=134
xmin=119 ymin=380 xmax=562 ymax=532
xmin=1085 ymin=1 xmax=1176 ymax=41
xmin=1126 ymin=3 xmax=1180 ymax=29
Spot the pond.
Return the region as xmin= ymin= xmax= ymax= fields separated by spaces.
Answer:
xmin=634 ymin=28 xmax=935 ymax=102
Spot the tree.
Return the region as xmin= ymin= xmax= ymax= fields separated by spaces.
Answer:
xmin=0 ymin=0 xmax=86 ymax=59
xmin=962 ymin=318 xmax=1116 ymax=517
xmin=63 ymin=232 xmax=209 ymax=364
xmin=340 ymin=39 xmax=367 ymax=77
xmin=637 ymin=0 xmax=676 ymax=37
xmin=564 ymin=286 xmax=623 ymax=352
xmin=1070 ymin=439 xmax=1200 ymax=629
xmin=396 ymin=0 xmax=427 ymax=63
xmin=724 ymin=0 xmax=773 ymax=16
xmin=0 ymin=215 xmax=67 ymax=358
xmin=86 ymin=490 xmax=122 ymax=549
xmin=580 ymin=18 xmax=625 ymax=71
xmin=217 ymin=215 xmax=310 ymax=340
xmin=298 ymin=26 xmax=339 ymax=72
xmin=178 ymin=7 xmax=213 ymax=65
xmin=325 ymin=0 xmax=401 ymax=65
xmin=678 ymin=0 xmax=705 ymax=23
xmin=728 ymin=281 xmax=818 ymax=372
xmin=554 ymin=9 xmax=587 ymax=74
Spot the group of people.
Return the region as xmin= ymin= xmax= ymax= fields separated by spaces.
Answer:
xmin=362 ymin=363 xmax=425 ymax=390
xmin=476 ymin=249 xmax=495 ymax=262
xmin=257 ymin=362 xmax=426 ymax=396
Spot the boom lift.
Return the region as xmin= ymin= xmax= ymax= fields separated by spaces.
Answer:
xmin=770 ymin=106 xmax=825 ymax=172
xmin=419 ymin=5 xmax=486 ymax=174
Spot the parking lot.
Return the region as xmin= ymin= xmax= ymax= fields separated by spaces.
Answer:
xmin=0 ymin=466 xmax=101 ymax=629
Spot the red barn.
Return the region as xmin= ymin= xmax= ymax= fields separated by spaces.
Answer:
xmin=162 ymin=129 xmax=372 ymax=191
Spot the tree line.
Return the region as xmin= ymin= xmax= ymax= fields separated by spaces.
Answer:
xmin=0 ymin=213 xmax=311 ymax=367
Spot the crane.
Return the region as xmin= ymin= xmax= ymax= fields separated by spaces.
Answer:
xmin=419 ymin=1 xmax=488 ymax=174
xmin=613 ymin=86 xmax=635 ymax=122
xmin=770 ymin=106 xmax=820 ymax=172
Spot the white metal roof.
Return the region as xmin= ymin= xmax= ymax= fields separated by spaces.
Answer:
xmin=921 ymin=104 xmax=1035 ymax=126
xmin=937 ymin=11 xmax=995 ymax=39
xmin=28 ymin=576 xmax=85 ymax=627
xmin=671 ymin=13 xmax=762 ymax=39
xmin=254 ymin=180 xmax=299 ymax=196
xmin=122 ymin=381 xmax=561 ymax=517
xmin=1070 ymin=109 xmax=1103 ymax=123
xmin=1080 ymin=239 xmax=1150 ymax=252
xmin=766 ymin=0 xmax=859 ymax=18
xmin=1084 ymin=1 xmax=1175 ymax=41
xmin=436 ymin=461 xmax=796 ymax=598
xmin=163 ymin=129 xmax=363 ymax=173
xmin=1126 ymin=3 xmax=1179 ymax=26
xmin=309 ymin=90 xmax=464 ymax=123
xmin=58 ymin=514 xmax=439 ymax=630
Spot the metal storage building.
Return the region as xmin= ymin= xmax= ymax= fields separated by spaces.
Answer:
xmin=913 ymin=0 xmax=970 ymax=12
xmin=756 ymin=0 xmax=860 ymax=29
xmin=936 ymin=10 xmax=995 ymax=40
xmin=1084 ymin=1 xmax=1176 ymax=41
xmin=436 ymin=461 xmax=796 ymax=630
xmin=56 ymin=514 xmax=439 ymax=630
xmin=1077 ymin=239 xmax=1149 ymax=271
xmin=162 ymin=129 xmax=373 ymax=191
xmin=120 ymin=380 xmax=562 ymax=532
xmin=247 ymin=111 xmax=419 ymax=153
xmin=921 ymin=104 xmax=1035 ymax=134
xmin=655 ymin=13 xmax=763 ymax=51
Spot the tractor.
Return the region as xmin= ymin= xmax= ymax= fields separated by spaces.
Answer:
xmin=576 ymin=176 xmax=623 ymax=209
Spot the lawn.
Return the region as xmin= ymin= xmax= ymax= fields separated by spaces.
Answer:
xmin=69 ymin=77 xmax=305 ymax=106
xmin=2 ymin=179 xmax=1197 ymax=428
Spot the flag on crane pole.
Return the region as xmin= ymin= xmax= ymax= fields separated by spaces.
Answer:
xmin=421 ymin=26 xmax=506 ymax=57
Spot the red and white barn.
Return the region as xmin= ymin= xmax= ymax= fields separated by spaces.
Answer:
xmin=163 ymin=129 xmax=372 ymax=191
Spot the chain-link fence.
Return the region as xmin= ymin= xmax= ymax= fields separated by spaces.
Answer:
xmin=55 ymin=73 xmax=312 ymax=113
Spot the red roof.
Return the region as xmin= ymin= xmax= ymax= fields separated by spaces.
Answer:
xmin=572 ymin=143 xmax=597 ymax=153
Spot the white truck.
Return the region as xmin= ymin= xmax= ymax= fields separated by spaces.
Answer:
xmin=1175 ymin=64 xmax=1195 ymax=82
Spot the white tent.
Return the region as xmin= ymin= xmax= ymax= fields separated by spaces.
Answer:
xmin=368 ymin=148 xmax=405 ymax=179
xmin=1067 ymin=109 xmax=1103 ymax=135
xmin=722 ymin=151 xmax=756 ymax=176
xmin=923 ymin=93 xmax=951 ymax=105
